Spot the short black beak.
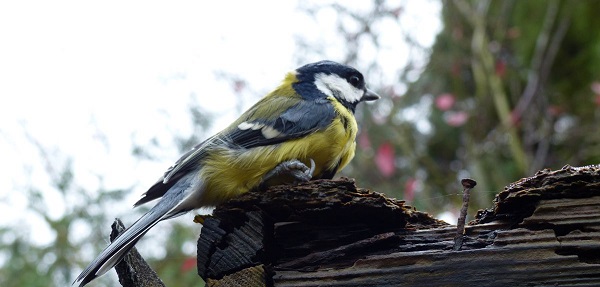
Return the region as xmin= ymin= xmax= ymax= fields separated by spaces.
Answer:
xmin=361 ymin=88 xmax=381 ymax=102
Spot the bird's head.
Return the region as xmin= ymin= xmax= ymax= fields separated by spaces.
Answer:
xmin=292 ymin=60 xmax=380 ymax=112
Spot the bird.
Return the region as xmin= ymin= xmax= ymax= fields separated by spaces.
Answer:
xmin=74 ymin=60 xmax=380 ymax=286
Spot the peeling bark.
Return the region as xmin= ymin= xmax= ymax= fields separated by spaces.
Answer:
xmin=197 ymin=165 xmax=600 ymax=286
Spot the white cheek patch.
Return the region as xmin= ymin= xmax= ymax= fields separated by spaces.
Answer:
xmin=315 ymin=73 xmax=363 ymax=103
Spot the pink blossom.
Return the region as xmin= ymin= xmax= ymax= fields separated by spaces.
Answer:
xmin=444 ymin=111 xmax=468 ymax=127
xmin=358 ymin=131 xmax=371 ymax=150
xmin=181 ymin=257 xmax=196 ymax=272
xmin=591 ymin=81 xmax=600 ymax=95
xmin=404 ymin=178 xmax=417 ymax=202
xmin=375 ymin=142 xmax=395 ymax=177
xmin=435 ymin=93 xmax=455 ymax=111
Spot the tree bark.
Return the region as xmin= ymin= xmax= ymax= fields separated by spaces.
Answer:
xmin=197 ymin=165 xmax=600 ymax=287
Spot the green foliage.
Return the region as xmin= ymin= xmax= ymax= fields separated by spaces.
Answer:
xmin=149 ymin=224 xmax=203 ymax=286
xmin=342 ymin=0 xmax=600 ymax=216
xmin=0 ymin=163 xmax=129 ymax=286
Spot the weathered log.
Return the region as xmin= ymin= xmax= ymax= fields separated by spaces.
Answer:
xmin=111 ymin=218 xmax=166 ymax=287
xmin=197 ymin=165 xmax=600 ymax=286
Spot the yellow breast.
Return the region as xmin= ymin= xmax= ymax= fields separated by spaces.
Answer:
xmin=197 ymin=97 xmax=358 ymax=206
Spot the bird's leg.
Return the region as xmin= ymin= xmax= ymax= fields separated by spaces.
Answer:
xmin=260 ymin=159 xmax=315 ymax=188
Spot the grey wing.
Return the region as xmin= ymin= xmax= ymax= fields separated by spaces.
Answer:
xmin=134 ymin=97 xmax=335 ymax=207
xmin=225 ymin=98 xmax=336 ymax=149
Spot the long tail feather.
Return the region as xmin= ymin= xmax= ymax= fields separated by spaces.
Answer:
xmin=74 ymin=175 xmax=195 ymax=286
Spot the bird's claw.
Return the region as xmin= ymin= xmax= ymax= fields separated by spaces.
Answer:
xmin=261 ymin=158 xmax=315 ymax=187
xmin=289 ymin=158 xmax=315 ymax=183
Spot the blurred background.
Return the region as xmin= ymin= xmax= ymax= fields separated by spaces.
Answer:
xmin=1 ymin=0 xmax=599 ymax=286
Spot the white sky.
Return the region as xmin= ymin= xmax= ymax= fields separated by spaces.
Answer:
xmin=0 ymin=0 xmax=442 ymax=247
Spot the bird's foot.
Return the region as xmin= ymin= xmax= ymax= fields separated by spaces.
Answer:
xmin=261 ymin=159 xmax=315 ymax=188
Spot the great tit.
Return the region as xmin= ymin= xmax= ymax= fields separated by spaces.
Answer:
xmin=75 ymin=60 xmax=380 ymax=286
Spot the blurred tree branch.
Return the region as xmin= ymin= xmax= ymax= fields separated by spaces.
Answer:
xmin=455 ymin=0 xmax=528 ymax=173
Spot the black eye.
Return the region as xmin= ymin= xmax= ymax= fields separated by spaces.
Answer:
xmin=349 ymin=75 xmax=361 ymax=87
